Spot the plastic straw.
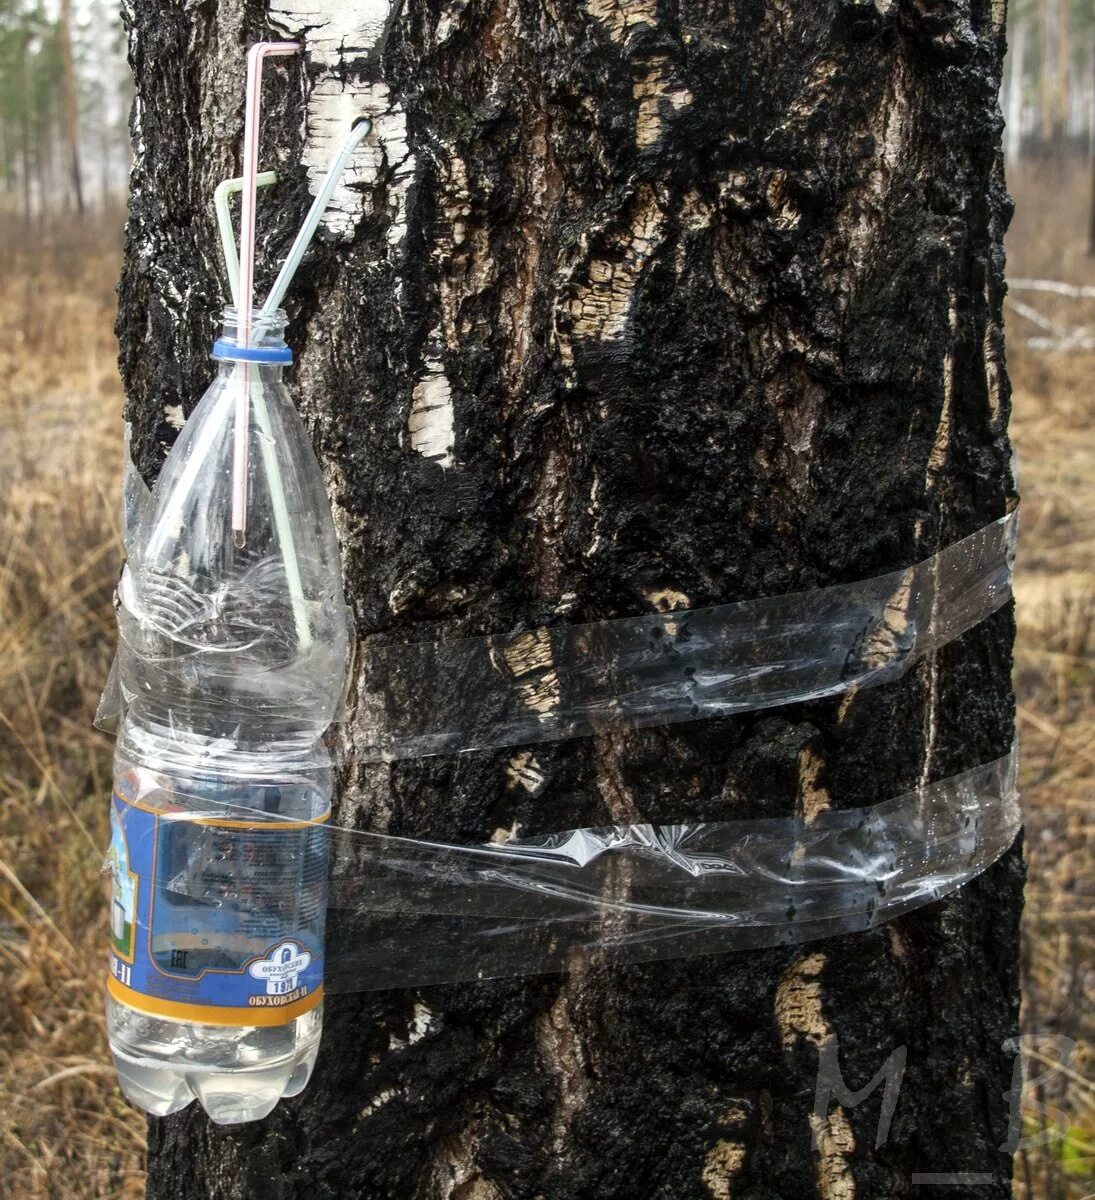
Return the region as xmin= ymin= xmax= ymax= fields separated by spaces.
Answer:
xmin=219 ymin=119 xmax=368 ymax=640
xmin=213 ymin=169 xmax=309 ymax=644
xmin=237 ymin=42 xmax=298 ymax=346
xmin=233 ymin=40 xmax=298 ymax=546
xmin=250 ymin=379 xmax=312 ymax=648
xmin=260 ymin=118 xmax=372 ymax=318
xmin=214 ymin=170 xmax=277 ymax=309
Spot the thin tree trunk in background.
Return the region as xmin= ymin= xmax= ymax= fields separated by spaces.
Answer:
xmin=1090 ymin=44 xmax=1095 ymax=254
xmin=1040 ymin=0 xmax=1063 ymax=146
xmin=59 ymin=0 xmax=84 ymax=215
xmin=35 ymin=100 xmax=51 ymax=222
xmin=1006 ymin=15 xmax=1028 ymax=165
xmin=45 ymin=96 xmax=61 ymax=217
xmin=99 ymin=80 xmax=111 ymax=210
xmin=19 ymin=42 xmax=31 ymax=222
xmin=1055 ymin=0 xmax=1070 ymax=143
xmin=120 ymin=1 xmax=1021 ymax=1196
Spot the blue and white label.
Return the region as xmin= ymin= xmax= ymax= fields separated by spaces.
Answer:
xmin=106 ymin=781 xmax=328 ymax=1025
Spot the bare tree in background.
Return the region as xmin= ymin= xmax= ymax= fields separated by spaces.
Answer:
xmin=120 ymin=2 xmax=1021 ymax=1197
xmin=0 ymin=1 xmax=132 ymax=217
xmin=58 ymin=0 xmax=83 ymax=213
xmin=1004 ymin=0 xmax=1095 ymax=164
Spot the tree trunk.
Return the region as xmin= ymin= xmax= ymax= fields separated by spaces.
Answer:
xmin=1089 ymin=44 xmax=1095 ymax=255
xmin=100 ymin=78 xmax=111 ymax=211
xmin=37 ymin=98 xmax=53 ymax=222
xmin=1053 ymin=0 xmax=1070 ymax=146
xmin=1005 ymin=14 xmax=1027 ymax=167
xmin=19 ymin=38 xmax=32 ymax=223
xmin=119 ymin=1 xmax=1021 ymax=1197
xmin=58 ymin=0 xmax=85 ymax=215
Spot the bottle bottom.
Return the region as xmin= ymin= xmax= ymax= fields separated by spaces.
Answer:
xmin=107 ymin=994 xmax=322 ymax=1125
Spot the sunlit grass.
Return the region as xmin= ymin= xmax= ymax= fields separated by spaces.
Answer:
xmin=1006 ymin=154 xmax=1095 ymax=1200
xmin=0 ymin=213 xmax=145 ymax=1200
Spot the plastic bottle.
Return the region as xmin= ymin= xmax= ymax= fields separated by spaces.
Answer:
xmin=105 ymin=309 xmax=350 ymax=1124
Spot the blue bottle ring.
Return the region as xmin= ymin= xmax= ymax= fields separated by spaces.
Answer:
xmin=212 ymin=338 xmax=293 ymax=365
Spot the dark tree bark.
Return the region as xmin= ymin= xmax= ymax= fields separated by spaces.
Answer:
xmin=119 ymin=1 xmax=1021 ymax=1197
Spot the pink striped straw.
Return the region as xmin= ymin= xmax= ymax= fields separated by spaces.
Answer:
xmin=232 ymin=40 xmax=299 ymax=545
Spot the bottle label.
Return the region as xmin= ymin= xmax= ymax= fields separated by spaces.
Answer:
xmin=106 ymin=778 xmax=327 ymax=1026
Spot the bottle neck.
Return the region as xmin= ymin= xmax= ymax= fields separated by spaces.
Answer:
xmin=212 ymin=306 xmax=291 ymax=375
xmin=215 ymin=360 xmax=286 ymax=384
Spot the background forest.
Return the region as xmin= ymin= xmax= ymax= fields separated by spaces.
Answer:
xmin=0 ymin=0 xmax=129 ymax=220
xmin=0 ymin=2 xmax=1092 ymax=1198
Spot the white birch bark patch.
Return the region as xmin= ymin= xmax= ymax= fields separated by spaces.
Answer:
xmin=269 ymin=0 xmax=413 ymax=245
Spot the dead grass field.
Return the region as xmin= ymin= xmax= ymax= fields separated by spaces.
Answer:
xmin=0 ymin=161 xmax=1091 ymax=1199
xmin=1006 ymin=156 xmax=1094 ymax=1200
xmin=0 ymin=217 xmax=144 ymax=1199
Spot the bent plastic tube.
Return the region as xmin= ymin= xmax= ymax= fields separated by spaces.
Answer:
xmin=214 ymin=170 xmax=277 ymax=309
xmin=233 ymin=40 xmax=299 ymax=544
xmin=260 ymin=119 xmax=372 ymax=318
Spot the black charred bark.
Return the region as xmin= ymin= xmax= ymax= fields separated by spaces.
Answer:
xmin=120 ymin=1 xmax=1021 ymax=1197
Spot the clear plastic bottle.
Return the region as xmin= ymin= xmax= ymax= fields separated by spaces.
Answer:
xmin=105 ymin=310 xmax=350 ymax=1124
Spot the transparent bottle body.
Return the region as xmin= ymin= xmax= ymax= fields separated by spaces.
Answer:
xmin=107 ymin=996 xmax=324 ymax=1123
xmin=108 ymin=724 xmax=331 ymax=1124
xmin=108 ymin=312 xmax=349 ymax=1124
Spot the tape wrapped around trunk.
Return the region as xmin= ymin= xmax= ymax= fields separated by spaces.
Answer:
xmin=110 ymin=748 xmax=1019 ymax=992
xmin=100 ymin=474 xmax=1015 ymax=762
xmin=346 ymin=511 xmax=1017 ymax=760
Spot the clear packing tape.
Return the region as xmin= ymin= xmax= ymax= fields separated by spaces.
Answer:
xmin=115 ymin=749 xmax=1019 ymax=991
xmin=104 ymin=435 xmax=1017 ymax=762
xmin=325 ymin=747 xmax=1020 ymax=986
xmin=103 ymin=500 xmax=1022 ymax=990
xmin=349 ymin=511 xmax=1018 ymax=760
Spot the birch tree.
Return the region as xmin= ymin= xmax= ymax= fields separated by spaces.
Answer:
xmin=119 ymin=1 xmax=1022 ymax=1196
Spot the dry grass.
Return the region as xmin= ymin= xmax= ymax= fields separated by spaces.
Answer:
xmin=0 ymin=215 xmax=144 ymax=1199
xmin=1007 ymin=156 xmax=1095 ymax=1200
xmin=1011 ymin=354 xmax=1095 ymax=1198
xmin=0 ymin=161 xmax=1090 ymax=1199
